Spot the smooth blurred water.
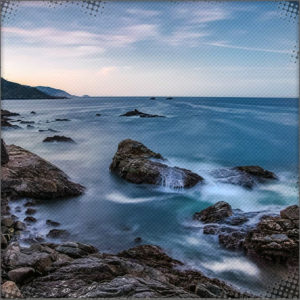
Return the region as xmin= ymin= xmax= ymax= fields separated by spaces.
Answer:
xmin=2 ymin=97 xmax=299 ymax=294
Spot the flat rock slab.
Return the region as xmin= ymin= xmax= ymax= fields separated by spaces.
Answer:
xmin=1 ymin=145 xmax=84 ymax=200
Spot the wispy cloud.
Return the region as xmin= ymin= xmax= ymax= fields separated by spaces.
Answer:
xmin=127 ymin=8 xmax=161 ymax=17
xmin=205 ymin=41 xmax=291 ymax=54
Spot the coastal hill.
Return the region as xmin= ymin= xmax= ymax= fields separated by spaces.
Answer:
xmin=35 ymin=86 xmax=73 ymax=98
xmin=1 ymin=78 xmax=69 ymax=100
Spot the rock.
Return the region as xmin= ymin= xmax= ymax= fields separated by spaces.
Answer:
xmin=19 ymin=243 xmax=248 ymax=298
xmin=1 ymin=118 xmax=21 ymax=128
xmin=24 ymin=216 xmax=37 ymax=223
xmin=8 ymin=267 xmax=35 ymax=284
xmin=150 ymin=97 xmax=156 ymax=100
xmin=120 ymin=109 xmax=165 ymax=118
xmin=55 ymin=118 xmax=70 ymax=121
xmin=43 ymin=136 xmax=75 ymax=143
xmin=46 ymin=229 xmax=70 ymax=239
xmin=212 ymin=166 xmax=277 ymax=189
xmin=95 ymin=113 xmax=101 ymax=116
xmin=1 ymin=281 xmax=23 ymax=298
xmin=1 ymin=144 xmax=84 ymax=200
xmin=134 ymin=237 xmax=142 ymax=243
xmin=38 ymin=128 xmax=58 ymax=133
xmin=55 ymin=242 xmax=98 ymax=258
xmin=244 ymin=205 xmax=299 ymax=263
xmin=110 ymin=139 xmax=203 ymax=188
xmin=20 ymin=120 xmax=34 ymax=124
xmin=219 ymin=231 xmax=247 ymax=250
xmin=166 ymin=97 xmax=173 ymax=100
xmin=46 ymin=219 xmax=60 ymax=227
xmin=30 ymin=111 xmax=36 ymax=114
xmin=280 ymin=205 xmax=299 ymax=220
xmin=1 ymin=139 xmax=9 ymax=165
xmin=193 ymin=202 xmax=233 ymax=223
xmin=27 ymin=125 xmax=34 ymax=129
xmin=2 ymin=217 xmax=14 ymax=228
xmin=25 ymin=208 xmax=36 ymax=215
xmin=1 ymin=233 xmax=8 ymax=248
xmin=14 ymin=221 xmax=26 ymax=231
xmin=1 ymin=109 xmax=20 ymax=117
xmin=24 ymin=200 xmax=36 ymax=207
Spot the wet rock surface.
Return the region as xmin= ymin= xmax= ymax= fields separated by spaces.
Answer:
xmin=110 ymin=139 xmax=203 ymax=188
xmin=1 ymin=139 xmax=9 ymax=165
xmin=43 ymin=135 xmax=75 ymax=143
xmin=211 ymin=166 xmax=277 ymax=189
xmin=193 ymin=201 xmax=232 ymax=223
xmin=244 ymin=205 xmax=299 ymax=263
xmin=1 ymin=243 xmax=249 ymax=298
xmin=1 ymin=110 xmax=21 ymax=128
xmin=120 ymin=109 xmax=165 ymax=118
xmin=1 ymin=144 xmax=84 ymax=201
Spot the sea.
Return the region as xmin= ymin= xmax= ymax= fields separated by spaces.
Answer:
xmin=2 ymin=96 xmax=299 ymax=295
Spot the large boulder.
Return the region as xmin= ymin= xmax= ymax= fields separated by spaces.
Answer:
xmin=212 ymin=166 xmax=277 ymax=189
xmin=8 ymin=267 xmax=35 ymax=284
xmin=244 ymin=205 xmax=299 ymax=263
xmin=1 ymin=144 xmax=84 ymax=200
xmin=1 ymin=139 xmax=9 ymax=165
xmin=110 ymin=139 xmax=203 ymax=188
xmin=193 ymin=202 xmax=233 ymax=223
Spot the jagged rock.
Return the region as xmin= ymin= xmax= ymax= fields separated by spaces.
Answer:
xmin=1 ymin=281 xmax=23 ymax=298
xmin=1 ymin=144 xmax=84 ymax=200
xmin=1 ymin=118 xmax=21 ymax=128
xmin=14 ymin=221 xmax=25 ymax=231
xmin=1 ymin=139 xmax=9 ymax=165
xmin=18 ymin=244 xmax=248 ymax=298
xmin=212 ymin=166 xmax=277 ymax=189
xmin=110 ymin=139 xmax=203 ymax=188
xmin=8 ymin=267 xmax=35 ymax=284
xmin=244 ymin=205 xmax=299 ymax=263
xmin=193 ymin=202 xmax=233 ymax=223
xmin=43 ymin=135 xmax=74 ymax=143
xmin=120 ymin=109 xmax=165 ymax=118
xmin=47 ymin=229 xmax=70 ymax=239
xmin=1 ymin=109 xmax=20 ymax=117
xmin=46 ymin=219 xmax=60 ymax=227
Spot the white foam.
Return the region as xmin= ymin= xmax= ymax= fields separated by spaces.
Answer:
xmin=202 ymin=257 xmax=260 ymax=276
xmin=105 ymin=192 xmax=158 ymax=204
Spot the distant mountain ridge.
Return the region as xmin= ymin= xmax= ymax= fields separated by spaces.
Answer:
xmin=35 ymin=86 xmax=73 ymax=98
xmin=1 ymin=78 xmax=71 ymax=100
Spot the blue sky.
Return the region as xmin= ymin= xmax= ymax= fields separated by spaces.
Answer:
xmin=2 ymin=1 xmax=298 ymax=97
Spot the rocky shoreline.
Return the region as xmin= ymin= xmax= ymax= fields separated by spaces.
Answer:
xmin=1 ymin=110 xmax=299 ymax=298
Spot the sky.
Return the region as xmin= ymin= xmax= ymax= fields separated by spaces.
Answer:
xmin=1 ymin=0 xmax=299 ymax=97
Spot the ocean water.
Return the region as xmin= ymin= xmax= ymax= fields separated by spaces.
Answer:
xmin=2 ymin=97 xmax=299 ymax=295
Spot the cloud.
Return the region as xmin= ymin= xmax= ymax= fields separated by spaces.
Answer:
xmin=205 ymin=41 xmax=291 ymax=54
xmin=127 ymin=8 xmax=161 ymax=17
xmin=97 ymin=66 xmax=118 ymax=76
xmin=258 ymin=10 xmax=278 ymax=22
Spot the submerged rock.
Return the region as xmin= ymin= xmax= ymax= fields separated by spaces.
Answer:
xmin=193 ymin=201 xmax=233 ymax=223
xmin=46 ymin=229 xmax=70 ymax=239
xmin=55 ymin=118 xmax=70 ymax=122
xmin=120 ymin=109 xmax=165 ymax=118
xmin=212 ymin=166 xmax=277 ymax=189
xmin=46 ymin=219 xmax=60 ymax=227
xmin=110 ymin=139 xmax=203 ymax=188
xmin=38 ymin=128 xmax=58 ymax=133
xmin=1 ymin=144 xmax=84 ymax=200
xmin=43 ymin=135 xmax=75 ymax=143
